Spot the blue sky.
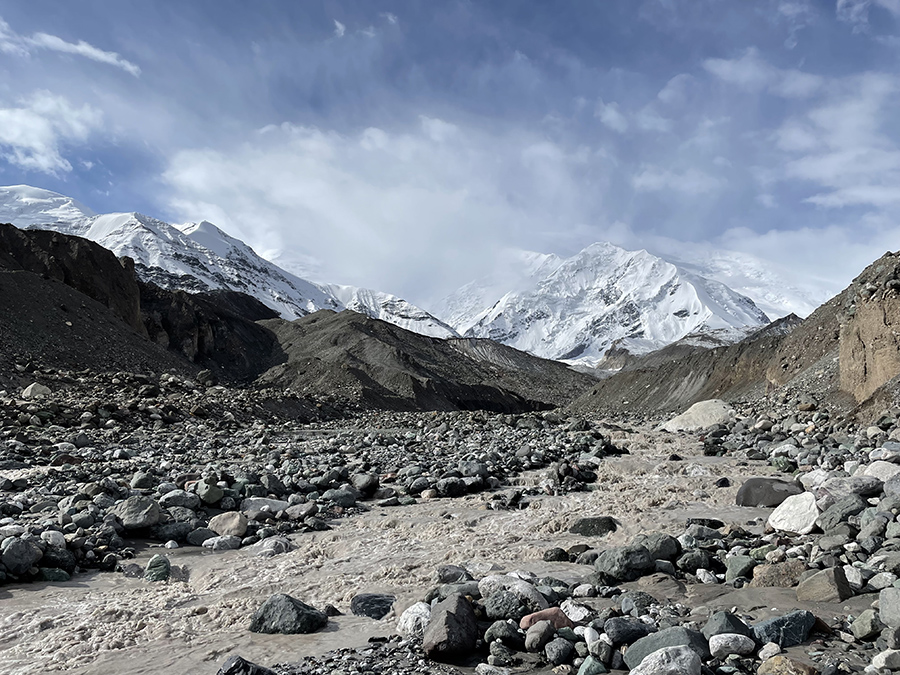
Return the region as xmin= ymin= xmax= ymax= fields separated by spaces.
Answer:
xmin=0 ymin=0 xmax=899 ymax=308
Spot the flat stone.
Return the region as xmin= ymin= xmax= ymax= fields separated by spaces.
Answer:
xmin=757 ymin=655 xmax=817 ymax=675
xmin=795 ymin=567 xmax=852 ymax=602
xmin=751 ymin=559 xmax=808 ymax=588
xmin=768 ymin=492 xmax=819 ymax=535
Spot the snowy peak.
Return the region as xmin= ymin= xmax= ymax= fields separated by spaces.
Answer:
xmin=0 ymin=185 xmax=94 ymax=232
xmin=0 ymin=185 xmax=452 ymax=338
xmin=440 ymin=243 xmax=770 ymax=365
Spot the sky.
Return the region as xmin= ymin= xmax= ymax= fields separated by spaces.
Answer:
xmin=0 ymin=0 xmax=899 ymax=310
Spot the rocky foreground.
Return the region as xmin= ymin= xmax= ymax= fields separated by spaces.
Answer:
xmin=2 ymin=368 xmax=900 ymax=675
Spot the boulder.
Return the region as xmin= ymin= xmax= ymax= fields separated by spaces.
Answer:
xmin=735 ymin=478 xmax=803 ymax=508
xmin=767 ymin=492 xmax=819 ymax=535
xmin=350 ymin=593 xmax=395 ymax=620
xmin=623 ymin=626 xmax=710 ymax=669
xmin=795 ymin=567 xmax=852 ymax=602
xmin=595 ymin=545 xmax=654 ymax=582
xmin=630 ymin=645 xmax=701 ymax=675
xmin=422 ymin=594 xmax=479 ymax=661
xmin=569 ymin=516 xmax=618 ymax=536
xmin=209 ymin=511 xmax=249 ymax=537
xmin=658 ymin=400 xmax=733 ymax=433
xmin=248 ymin=594 xmax=328 ymax=634
xmin=752 ymin=611 xmax=815 ymax=648
xmin=109 ymin=496 xmax=161 ymax=529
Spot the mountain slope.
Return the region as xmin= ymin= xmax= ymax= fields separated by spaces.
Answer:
xmin=440 ymin=242 xmax=770 ymax=365
xmin=0 ymin=185 xmax=454 ymax=337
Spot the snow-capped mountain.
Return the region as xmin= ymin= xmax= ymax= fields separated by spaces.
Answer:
xmin=0 ymin=185 xmax=457 ymax=338
xmin=437 ymin=242 xmax=771 ymax=365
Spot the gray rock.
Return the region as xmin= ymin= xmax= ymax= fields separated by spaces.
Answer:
xmin=795 ymin=567 xmax=852 ymax=602
xmin=187 ymin=527 xmax=217 ymax=546
xmin=577 ymin=656 xmax=609 ymax=675
xmin=624 ymin=626 xmax=710 ymax=669
xmin=484 ymin=590 xmax=527 ymax=621
xmin=708 ymin=633 xmax=756 ymax=658
xmin=110 ymin=495 xmax=161 ymax=529
xmin=569 ymin=516 xmax=618 ymax=536
xmin=484 ymin=620 xmax=525 ymax=650
xmin=735 ymin=478 xmax=802 ymax=508
xmin=545 ymin=637 xmax=575 ymax=666
xmin=349 ymin=593 xmax=395 ymax=620
xmin=630 ymin=645 xmax=701 ymax=675
xmin=658 ymin=400 xmax=733 ymax=432
xmin=752 ymin=610 xmax=815 ymax=648
xmin=397 ymin=602 xmax=432 ymax=639
xmin=632 ymin=533 xmax=681 ymax=561
xmin=817 ymin=476 xmax=883 ymax=500
xmin=880 ymin=588 xmax=900 ymax=629
xmin=248 ymin=593 xmax=328 ymax=634
xmin=605 ymin=617 xmax=655 ymax=645
xmin=594 ymin=545 xmax=654 ymax=582
xmin=216 ymin=655 xmax=277 ymax=675
xmin=702 ymin=611 xmax=755 ymax=643
xmin=322 ymin=488 xmax=357 ymax=507
xmin=196 ymin=479 xmax=224 ymax=504
xmin=1 ymin=538 xmax=42 ymax=576
xmin=850 ymin=608 xmax=883 ymax=640
xmin=240 ymin=497 xmax=290 ymax=513
xmin=130 ymin=472 xmax=155 ymax=489
xmin=202 ymin=535 xmax=242 ymax=551
xmin=351 ymin=473 xmax=379 ymax=496
xmin=159 ymin=489 xmax=200 ymax=510
xmin=524 ymin=620 xmax=556 ymax=652
xmin=422 ymin=594 xmax=478 ymax=661
xmin=21 ymin=382 xmax=51 ymax=399
xmin=144 ymin=554 xmax=171 ymax=582
xmin=817 ymin=494 xmax=868 ymax=531
xmin=725 ymin=555 xmax=757 ymax=582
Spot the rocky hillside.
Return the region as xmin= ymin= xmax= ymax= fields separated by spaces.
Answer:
xmin=256 ymin=310 xmax=597 ymax=412
xmin=570 ymin=250 xmax=900 ymax=418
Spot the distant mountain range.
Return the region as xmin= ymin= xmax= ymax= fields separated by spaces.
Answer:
xmin=0 ymin=185 xmax=828 ymax=366
xmin=0 ymin=185 xmax=457 ymax=339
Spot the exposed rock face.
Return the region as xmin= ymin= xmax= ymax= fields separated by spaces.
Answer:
xmin=0 ymin=222 xmax=145 ymax=335
xmin=839 ymin=252 xmax=900 ymax=402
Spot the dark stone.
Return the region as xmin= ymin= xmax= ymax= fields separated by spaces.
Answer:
xmin=569 ymin=516 xmax=618 ymax=536
xmin=248 ymin=594 xmax=328 ymax=634
xmin=735 ymin=478 xmax=802 ymax=508
xmin=619 ymin=590 xmax=657 ymax=617
xmin=544 ymin=547 xmax=570 ymax=562
xmin=604 ymin=617 xmax=655 ymax=645
xmin=676 ymin=550 xmax=712 ymax=574
xmin=349 ymin=593 xmax=395 ymax=620
xmin=422 ymin=594 xmax=479 ymax=661
xmin=817 ymin=494 xmax=868 ymax=532
xmin=143 ymin=554 xmax=171 ymax=582
xmin=702 ymin=611 xmax=756 ymax=643
xmin=752 ymin=610 xmax=815 ymax=647
xmin=436 ymin=564 xmax=473 ymax=584
xmin=594 ymin=545 xmax=654 ymax=582
xmin=484 ymin=590 xmax=527 ymax=621
xmin=623 ymin=626 xmax=710 ymax=669
xmin=216 ymin=655 xmax=277 ymax=675
xmin=484 ymin=620 xmax=526 ymax=650
xmin=545 ymin=637 xmax=574 ymax=665
xmin=631 ymin=533 xmax=681 ymax=561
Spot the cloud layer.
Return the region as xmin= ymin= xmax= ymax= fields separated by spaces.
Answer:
xmin=1 ymin=2 xmax=899 ymax=310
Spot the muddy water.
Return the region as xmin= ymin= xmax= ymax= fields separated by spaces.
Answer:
xmin=0 ymin=427 xmax=815 ymax=675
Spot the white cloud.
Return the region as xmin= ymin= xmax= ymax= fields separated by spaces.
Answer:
xmin=333 ymin=20 xmax=346 ymax=38
xmin=0 ymin=16 xmax=139 ymax=76
xmin=27 ymin=33 xmax=140 ymax=76
xmin=837 ymin=0 xmax=900 ymax=29
xmin=161 ymin=120 xmax=602 ymax=305
xmin=0 ymin=91 xmax=103 ymax=174
xmin=381 ymin=13 xmax=398 ymax=24
xmin=635 ymin=107 xmax=673 ymax=133
xmin=632 ymin=166 xmax=723 ymax=194
xmin=595 ymin=99 xmax=628 ymax=132
xmin=704 ymin=48 xmax=823 ymax=98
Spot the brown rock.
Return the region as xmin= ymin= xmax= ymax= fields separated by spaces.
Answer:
xmin=209 ymin=511 xmax=249 ymax=537
xmin=751 ymin=559 xmax=808 ymax=588
xmin=757 ymin=655 xmax=818 ymax=675
xmin=520 ymin=607 xmax=576 ymax=630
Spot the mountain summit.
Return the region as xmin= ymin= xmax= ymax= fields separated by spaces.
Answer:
xmin=439 ymin=243 xmax=771 ymax=365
